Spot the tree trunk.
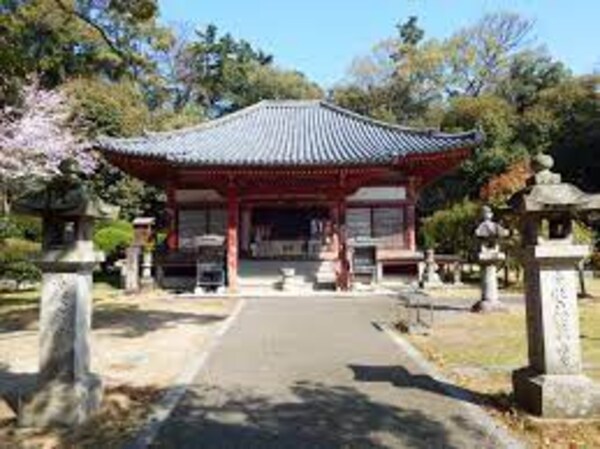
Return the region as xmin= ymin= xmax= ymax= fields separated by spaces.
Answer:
xmin=578 ymin=260 xmax=588 ymax=298
xmin=0 ymin=179 xmax=9 ymax=215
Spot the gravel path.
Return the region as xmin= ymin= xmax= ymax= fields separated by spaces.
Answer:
xmin=151 ymin=295 xmax=515 ymax=449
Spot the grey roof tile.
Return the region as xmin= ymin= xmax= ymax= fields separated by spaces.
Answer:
xmin=96 ymin=100 xmax=483 ymax=166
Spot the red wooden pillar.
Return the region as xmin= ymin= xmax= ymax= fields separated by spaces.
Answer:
xmin=227 ymin=186 xmax=239 ymax=293
xmin=404 ymin=178 xmax=417 ymax=251
xmin=337 ymin=194 xmax=350 ymax=290
xmin=166 ymin=183 xmax=179 ymax=250
xmin=330 ymin=202 xmax=340 ymax=256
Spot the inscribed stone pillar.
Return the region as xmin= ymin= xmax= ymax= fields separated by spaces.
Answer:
xmin=124 ymin=246 xmax=140 ymax=294
xmin=13 ymin=160 xmax=118 ymax=428
xmin=510 ymin=154 xmax=600 ymax=418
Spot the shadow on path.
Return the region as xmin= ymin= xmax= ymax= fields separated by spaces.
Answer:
xmin=152 ymin=380 xmax=491 ymax=449
xmin=349 ymin=364 xmax=513 ymax=412
xmin=92 ymin=305 xmax=226 ymax=338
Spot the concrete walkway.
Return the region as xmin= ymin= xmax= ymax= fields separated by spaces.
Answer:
xmin=150 ymin=296 xmax=513 ymax=449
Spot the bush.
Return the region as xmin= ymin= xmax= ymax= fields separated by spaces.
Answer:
xmin=0 ymin=214 xmax=42 ymax=242
xmin=0 ymin=238 xmax=41 ymax=285
xmin=93 ymin=220 xmax=134 ymax=261
xmin=421 ymin=200 xmax=480 ymax=260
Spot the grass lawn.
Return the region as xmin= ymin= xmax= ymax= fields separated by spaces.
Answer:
xmin=406 ymin=278 xmax=600 ymax=449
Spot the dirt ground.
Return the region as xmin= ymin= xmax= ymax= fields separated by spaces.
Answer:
xmin=404 ymin=277 xmax=600 ymax=449
xmin=0 ymin=284 xmax=237 ymax=449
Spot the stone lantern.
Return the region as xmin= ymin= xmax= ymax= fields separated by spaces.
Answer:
xmin=13 ymin=161 xmax=118 ymax=427
xmin=472 ymin=206 xmax=510 ymax=313
xmin=510 ymin=154 xmax=600 ymax=418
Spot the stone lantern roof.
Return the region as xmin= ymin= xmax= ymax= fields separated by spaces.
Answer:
xmin=509 ymin=154 xmax=600 ymax=214
xmin=13 ymin=160 xmax=118 ymax=220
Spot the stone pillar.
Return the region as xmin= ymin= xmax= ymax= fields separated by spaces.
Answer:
xmin=226 ymin=186 xmax=239 ymax=293
xmin=513 ymin=241 xmax=597 ymax=417
xmin=510 ymin=154 xmax=600 ymax=418
xmin=124 ymin=246 xmax=140 ymax=294
xmin=20 ymin=262 xmax=102 ymax=427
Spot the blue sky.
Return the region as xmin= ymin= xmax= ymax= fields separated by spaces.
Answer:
xmin=158 ymin=0 xmax=600 ymax=89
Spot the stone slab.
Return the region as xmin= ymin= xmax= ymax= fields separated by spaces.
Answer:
xmin=513 ymin=367 xmax=600 ymax=418
xmin=19 ymin=375 xmax=102 ymax=428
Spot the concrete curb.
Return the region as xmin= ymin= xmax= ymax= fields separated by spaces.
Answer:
xmin=123 ymin=299 xmax=246 ymax=449
xmin=379 ymin=323 xmax=525 ymax=449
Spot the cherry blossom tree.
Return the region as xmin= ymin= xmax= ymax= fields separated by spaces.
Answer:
xmin=0 ymin=82 xmax=95 ymax=212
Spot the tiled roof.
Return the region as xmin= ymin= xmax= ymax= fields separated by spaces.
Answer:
xmin=96 ymin=100 xmax=483 ymax=166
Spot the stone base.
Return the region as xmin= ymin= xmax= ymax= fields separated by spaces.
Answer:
xmin=140 ymin=277 xmax=155 ymax=292
xmin=19 ymin=374 xmax=103 ymax=428
xmin=471 ymin=299 xmax=508 ymax=313
xmin=513 ymin=367 xmax=600 ymax=418
xmin=420 ymin=276 xmax=443 ymax=289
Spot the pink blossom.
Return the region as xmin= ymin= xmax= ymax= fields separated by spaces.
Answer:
xmin=0 ymin=82 xmax=96 ymax=180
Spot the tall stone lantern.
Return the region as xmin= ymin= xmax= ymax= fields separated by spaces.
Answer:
xmin=14 ymin=161 xmax=118 ymax=427
xmin=510 ymin=154 xmax=600 ymax=418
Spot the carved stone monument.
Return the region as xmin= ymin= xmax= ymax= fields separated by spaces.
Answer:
xmin=420 ymin=249 xmax=443 ymax=288
xmin=472 ymin=206 xmax=510 ymax=312
xmin=510 ymin=154 xmax=600 ymax=418
xmin=14 ymin=160 xmax=118 ymax=427
xmin=124 ymin=246 xmax=141 ymax=294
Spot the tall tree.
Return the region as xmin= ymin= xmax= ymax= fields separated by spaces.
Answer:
xmin=175 ymin=24 xmax=273 ymax=116
xmin=0 ymin=0 xmax=170 ymax=104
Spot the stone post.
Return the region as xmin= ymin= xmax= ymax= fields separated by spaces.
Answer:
xmin=13 ymin=160 xmax=118 ymax=427
xmin=124 ymin=246 xmax=140 ymax=294
xmin=510 ymin=154 xmax=600 ymax=418
xmin=472 ymin=206 xmax=509 ymax=313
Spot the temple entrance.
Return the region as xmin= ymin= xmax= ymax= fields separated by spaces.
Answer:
xmin=245 ymin=206 xmax=333 ymax=260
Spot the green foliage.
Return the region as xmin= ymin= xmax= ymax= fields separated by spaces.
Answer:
xmin=420 ymin=200 xmax=480 ymax=260
xmin=178 ymin=24 xmax=273 ymax=116
xmin=241 ymin=64 xmax=323 ymax=106
xmin=539 ymin=77 xmax=600 ymax=192
xmin=573 ymin=221 xmax=595 ymax=246
xmin=66 ymin=77 xmax=150 ymax=137
xmin=0 ymin=0 xmax=168 ymax=104
xmin=0 ymin=238 xmax=41 ymax=284
xmin=0 ymin=214 xmax=42 ymax=242
xmin=498 ymin=50 xmax=569 ymax=112
xmin=93 ymin=220 xmax=134 ymax=260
